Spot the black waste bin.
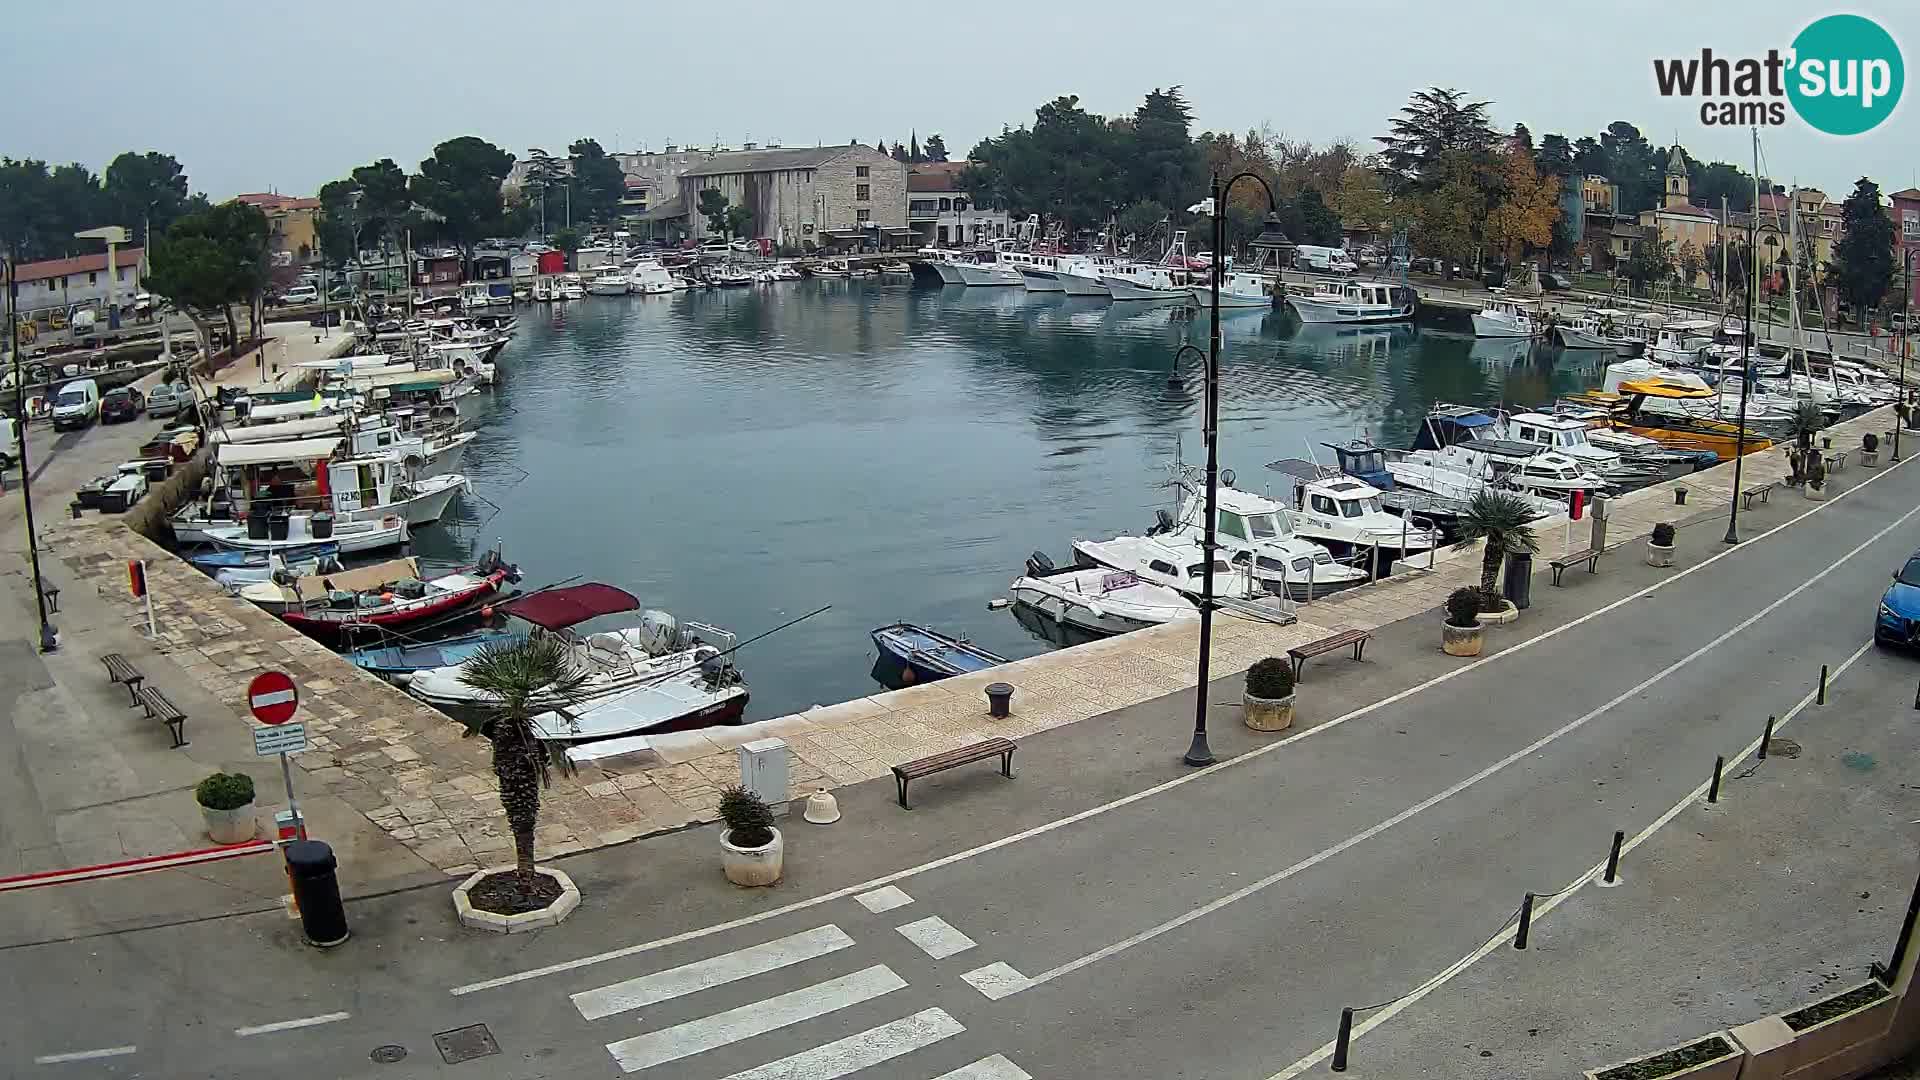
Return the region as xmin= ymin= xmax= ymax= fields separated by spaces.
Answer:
xmin=267 ymin=513 xmax=291 ymax=541
xmin=1502 ymin=551 xmax=1534 ymax=611
xmin=284 ymin=840 xmax=349 ymax=947
xmin=310 ymin=512 xmax=334 ymax=540
xmin=247 ymin=513 xmax=270 ymax=540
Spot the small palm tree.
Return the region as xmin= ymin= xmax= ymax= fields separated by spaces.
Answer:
xmin=457 ymin=636 xmax=589 ymax=885
xmin=1456 ymin=489 xmax=1540 ymax=601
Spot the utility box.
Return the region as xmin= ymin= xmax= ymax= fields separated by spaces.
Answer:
xmin=738 ymin=738 xmax=789 ymax=814
xmin=1589 ymin=495 xmax=1609 ymax=551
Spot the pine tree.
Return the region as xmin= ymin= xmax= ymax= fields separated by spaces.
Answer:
xmin=909 ymin=132 xmax=923 ymax=163
xmin=1831 ymin=177 xmax=1895 ymax=325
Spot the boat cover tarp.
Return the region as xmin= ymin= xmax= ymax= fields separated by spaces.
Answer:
xmin=213 ymin=415 xmax=344 ymax=443
xmin=216 ymin=435 xmax=345 ymax=466
xmin=240 ymin=557 xmax=419 ymax=605
xmin=501 ymin=583 xmax=641 ymax=630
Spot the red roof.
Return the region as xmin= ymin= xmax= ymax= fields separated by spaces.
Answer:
xmin=13 ymin=247 xmax=146 ymax=285
xmin=907 ymin=162 xmax=970 ymax=193
xmin=1891 ymin=188 xmax=1920 ymax=202
xmin=499 ymin=583 xmax=641 ymax=630
xmin=1654 ymin=202 xmax=1714 ymax=219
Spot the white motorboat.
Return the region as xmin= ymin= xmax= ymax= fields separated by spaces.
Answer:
xmin=1493 ymin=410 xmax=1663 ymax=485
xmin=1636 ymin=317 xmax=1716 ymax=367
xmin=556 ymin=274 xmax=585 ymax=301
xmin=1262 ymin=462 xmax=1442 ymax=557
xmin=174 ymin=428 xmax=468 ymax=542
xmin=1157 ymin=468 xmax=1369 ymax=599
xmin=203 ymin=513 xmax=410 ymax=554
xmin=1553 ymin=308 xmax=1640 ymax=353
xmin=917 ymin=247 xmax=969 ymax=285
xmin=532 ymin=278 xmax=555 ymax=302
xmin=586 ymin=269 xmax=631 ymax=296
xmin=1071 ymin=534 xmax=1265 ymax=602
xmin=953 ymin=253 xmax=1023 ymax=287
xmin=1008 ymin=552 xmax=1197 ymax=636
xmin=212 ymin=550 xmax=344 ymax=592
xmin=1189 ymin=271 xmax=1273 ymax=309
xmin=1471 ymin=296 xmax=1544 ymax=338
xmin=1100 ymin=263 xmax=1192 ymax=302
xmin=1054 ymin=252 xmax=1122 ymax=297
xmin=623 ymin=262 xmax=678 ymax=294
xmin=1285 ymin=279 xmax=1416 ymax=324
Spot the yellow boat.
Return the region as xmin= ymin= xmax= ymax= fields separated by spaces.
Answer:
xmin=1566 ymin=380 xmax=1773 ymax=460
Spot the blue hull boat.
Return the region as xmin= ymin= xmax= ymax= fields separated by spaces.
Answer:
xmin=345 ymin=629 xmax=529 ymax=682
xmin=188 ymin=542 xmax=341 ymax=570
xmin=870 ymin=622 xmax=1006 ymax=688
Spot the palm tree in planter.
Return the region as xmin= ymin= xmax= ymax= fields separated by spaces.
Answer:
xmin=1442 ymin=587 xmax=1485 ymax=656
xmin=1786 ymin=401 xmax=1826 ymax=487
xmin=456 ymin=635 xmax=589 ymax=918
xmin=1455 ymin=490 xmax=1538 ymax=622
xmin=1242 ymin=657 xmax=1296 ymax=732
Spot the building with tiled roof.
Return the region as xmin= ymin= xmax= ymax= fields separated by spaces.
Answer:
xmin=9 ymin=247 xmax=147 ymax=318
xmin=906 ymin=162 xmax=1009 ymax=248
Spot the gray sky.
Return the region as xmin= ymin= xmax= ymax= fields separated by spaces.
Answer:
xmin=5 ymin=2 xmax=1912 ymax=201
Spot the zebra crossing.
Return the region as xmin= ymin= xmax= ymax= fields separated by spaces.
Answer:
xmin=569 ymin=887 xmax=1032 ymax=1078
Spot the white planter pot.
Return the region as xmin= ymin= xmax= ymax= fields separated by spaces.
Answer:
xmin=1243 ymin=691 xmax=1295 ymax=732
xmin=1646 ymin=541 xmax=1675 ymax=568
xmin=1862 ymin=450 xmax=1880 ymax=468
xmin=1476 ymin=600 xmax=1518 ymax=626
xmin=201 ymin=801 xmax=257 ymax=845
xmin=451 ymin=865 xmax=582 ymax=934
xmin=1804 ymin=484 xmax=1828 ymax=501
xmin=722 ymin=826 xmax=784 ymax=887
xmin=1442 ymin=622 xmax=1484 ymax=657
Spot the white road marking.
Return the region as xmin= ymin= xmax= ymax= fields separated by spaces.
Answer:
xmin=33 ymin=1046 xmax=137 ymax=1064
xmin=448 ymin=451 xmax=1910 ymax=997
xmin=572 ymin=925 xmax=855 ymax=1021
xmin=854 ymin=885 xmax=914 ymax=913
xmin=895 ymin=915 xmax=976 ymax=959
xmin=605 ymin=964 xmax=906 ymax=1074
xmin=1006 ymin=497 xmax=1920 ymax=997
xmin=714 ymin=1007 xmax=963 ymax=1080
xmin=960 ymin=962 xmax=1031 ymax=1000
xmin=1264 ymin=635 xmax=1878 ymax=1079
xmin=934 ymin=1055 xmax=1035 ymax=1080
xmin=233 ymin=1011 xmax=351 ymax=1037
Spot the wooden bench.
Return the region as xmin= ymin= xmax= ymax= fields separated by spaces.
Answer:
xmin=135 ymin=685 xmax=188 ymax=748
xmin=1549 ymin=548 xmax=1602 ymax=586
xmin=1287 ymin=629 xmax=1372 ymax=680
xmin=893 ymin=737 xmax=1015 ymax=809
xmin=1740 ymin=482 xmax=1777 ymax=510
xmin=101 ymin=653 xmax=145 ymax=704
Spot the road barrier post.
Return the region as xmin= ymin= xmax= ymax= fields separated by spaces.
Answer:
xmin=1602 ymin=829 xmax=1625 ymax=885
xmin=1819 ymin=663 xmax=1829 ymax=705
xmin=1708 ymin=755 xmax=1724 ymax=804
xmin=1331 ymin=1008 xmax=1354 ymax=1072
xmin=1759 ymin=714 xmax=1776 ymax=760
xmin=1514 ymin=892 xmax=1535 ymax=950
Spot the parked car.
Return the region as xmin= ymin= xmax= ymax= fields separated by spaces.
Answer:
xmin=1876 ymin=552 xmax=1920 ymax=648
xmin=100 ymin=386 xmax=145 ymax=423
xmin=282 ymin=284 xmax=320 ymax=305
xmin=145 ymin=381 xmax=192 ymax=419
xmin=1540 ymin=272 xmax=1571 ymax=292
xmin=50 ymin=378 xmax=101 ymax=431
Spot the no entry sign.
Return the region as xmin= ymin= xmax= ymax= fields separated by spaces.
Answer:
xmin=247 ymin=671 xmax=299 ymax=725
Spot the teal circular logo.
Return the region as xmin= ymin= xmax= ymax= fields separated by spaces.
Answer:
xmin=1788 ymin=14 xmax=1903 ymax=135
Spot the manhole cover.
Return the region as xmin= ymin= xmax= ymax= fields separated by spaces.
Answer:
xmin=435 ymin=1024 xmax=500 ymax=1064
xmin=370 ymin=1045 xmax=408 ymax=1064
xmin=1769 ymin=737 xmax=1803 ymax=759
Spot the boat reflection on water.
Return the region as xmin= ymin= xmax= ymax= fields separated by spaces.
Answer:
xmin=1009 ymin=597 xmax=1114 ymax=649
xmin=1286 ymin=320 xmax=1416 ymax=362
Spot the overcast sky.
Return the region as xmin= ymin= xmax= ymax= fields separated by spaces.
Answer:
xmin=5 ymin=2 xmax=1911 ymax=201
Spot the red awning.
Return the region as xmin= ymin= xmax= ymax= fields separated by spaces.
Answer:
xmin=500 ymin=583 xmax=641 ymax=630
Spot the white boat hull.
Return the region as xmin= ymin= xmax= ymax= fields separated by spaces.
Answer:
xmin=204 ymin=516 xmax=409 ymax=555
xmin=926 ymin=261 xmax=966 ymax=285
xmin=1286 ymin=295 xmax=1414 ymax=324
xmin=587 ymin=283 xmax=631 ymax=296
xmin=1007 ymin=572 xmax=1196 ymax=636
xmin=1189 ymin=285 xmax=1270 ymax=309
xmin=1020 ymin=269 xmax=1066 ymax=292
xmin=1100 ymin=275 xmax=1189 ymax=303
xmin=955 ymin=263 xmax=1022 ymax=287
xmin=1471 ymin=313 xmax=1537 ymax=338
xmin=1057 ymin=271 xmax=1110 ymax=297
xmin=1555 ymin=325 xmax=1611 ymax=349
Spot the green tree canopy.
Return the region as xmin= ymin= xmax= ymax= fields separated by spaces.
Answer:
xmin=349 ymin=158 xmax=409 ymax=249
xmin=103 ymin=152 xmax=191 ymax=247
xmin=315 ymin=179 xmax=362 ymax=268
xmin=408 ymin=136 xmax=515 ymax=265
xmin=697 ymin=188 xmax=730 ymax=235
xmin=1831 ymin=177 xmax=1895 ymax=322
xmin=923 ymin=133 xmax=949 ymax=163
xmin=1376 ymin=87 xmax=1497 ymax=191
xmin=724 ymin=205 xmax=753 ymax=240
xmin=567 ymin=138 xmax=625 ymax=225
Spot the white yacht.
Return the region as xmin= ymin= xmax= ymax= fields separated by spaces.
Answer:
xmin=1286 ymin=280 xmax=1416 ymax=324
xmin=1071 ymin=534 xmax=1264 ymax=602
xmin=1188 ymin=271 xmax=1273 ymax=309
xmin=1158 ymin=476 xmax=1368 ymax=599
xmin=556 ymin=274 xmax=585 ymax=301
xmin=1263 ymin=463 xmax=1442 ymax=558
xmin=1008 ymin=552 xmax=1197 ymax=636
xmin=1493 ymin=410 xmax=1665 ymax=485
xmin=1471 ymin=296 xmax=1544 ymax=338
xmin=585 ymin=269 xmax=631 ymax=296
xmin=626 ymin=261 xmax=679 ymax=294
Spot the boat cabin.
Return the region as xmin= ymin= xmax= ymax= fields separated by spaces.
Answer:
xmin=1412 ymin=405 xmax=1499 ymax=452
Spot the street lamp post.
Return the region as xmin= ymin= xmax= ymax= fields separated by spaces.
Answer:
xmin=1898 ymin=250 xmax=1911 ymax=464
xmin=1724 ymin=199 xmax=1759 ymax=545
xmin=1185 ymin=171 xmax=1280 ymax=768
xmin=7 ymin=259 xmax=58 ymax=651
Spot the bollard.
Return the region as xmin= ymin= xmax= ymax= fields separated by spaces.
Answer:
xmin=1707 ymin=755 xmax=1724 ymax=804
xmin=1675 ymin=486 xmax=1688 ymax=506
xmin=1601 ymin=829 xmax=1625 ymax=885
xmin=284 ymin=840 xmax=349 ymax=947
xmin=1514 ymin=892 xmax=1535 ymax=950
xmin=1912 ymin=678 xmax=1919 ymax=711
xmin=1818 ymin=664 xmax=1829 ymax=705
xmin=985 ymin=682 xmax=1015 ymax=719
xmin=1331 ymin=1007 xmax=1354 ymax=1072
xmin=1759 ymin=714 xmax=1775 ymax=760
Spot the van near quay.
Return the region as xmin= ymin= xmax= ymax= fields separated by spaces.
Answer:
xmin=0 ymin=416 xmax=18 ymax=469
xmin=1295 ymin=245 xmax=1358 ymax=274
xmin=50 ymin=378 xmax=101 ymax=431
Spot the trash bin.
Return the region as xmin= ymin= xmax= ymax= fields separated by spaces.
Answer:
xmin=1502 ymin=551 xmax=1533 ymax=611
xmin=283 ymin=840 xmax=349 ymax=947
xmin=246 ymin=513 xmax=270 ymax=540
xmin=310 ymin=512 xmax=334 ymax=540
xmin=267 ymin=513 xmax=291 ymax=541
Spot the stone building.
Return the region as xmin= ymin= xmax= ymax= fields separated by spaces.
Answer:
xmin=674 ymin=143 xmax=908 ymax=250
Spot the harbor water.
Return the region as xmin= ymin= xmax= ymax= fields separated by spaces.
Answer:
xmin=414 ymin=281 xmax=1609 ymax=721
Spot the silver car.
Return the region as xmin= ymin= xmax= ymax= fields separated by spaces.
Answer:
xmin=146 ymin=381 xmax=192 ymax=419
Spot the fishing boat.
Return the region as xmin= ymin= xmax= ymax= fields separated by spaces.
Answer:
xmin=201 ymin=513 xmax=410 ymax=555
xmin=186 ymin=541 xmax=339 ymax=570
xmin=869 ymin=623 xmax=1005 ymax=687
xmin=211 ymin=549 xmax=345 ymax=591
xmin=1471 ymin=295 xmax=1544 ymax=338
xmin=586 ymin=269 xmax=631 ymax=296
xmin=237 ymin=550 xmax=517 ymax=643
xmin=1008 ymin=552 xmax=1197 ymax=636
xmin=405 ymin=584 xmax=749 ymax=738
xmin=1284 ymin=279 xmax=1416 ymax=324
xmin=1188 ymin=270 xmax=1273 ymax=309
xmin=1554 ymin=308 xmax=1642 ymax=355
xmin=344 ymin=628 xmax=530 ymax=685
xmin=810 ymin=259 xmax=851 ymax=279
xmin=877 ymin=260 xmax=912 ymax=276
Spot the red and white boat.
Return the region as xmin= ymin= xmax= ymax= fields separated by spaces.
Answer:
xmin=237 ymin=550 xmax=518 ymax=643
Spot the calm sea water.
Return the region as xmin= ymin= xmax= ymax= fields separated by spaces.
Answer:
xmin=415 ymin=281 xmax=1607 ymax=721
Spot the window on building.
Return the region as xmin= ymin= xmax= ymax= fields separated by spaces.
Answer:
xmin=855 ymin=165 xmax=870 ymax=178
xmin=910 ymin=200 xmax=937 ymax=214
xmin=1903 ymin=211 xmax=1919 ymax=240
xmin=938 ymin=198 xmax=951 ymax=212
xmin=857 ymin=209 xmax=872 ymax=222
xmin=88 ymin=272 xmax=98 ymax=285
xmin=856 ymin=184 xmax=870 ymax=201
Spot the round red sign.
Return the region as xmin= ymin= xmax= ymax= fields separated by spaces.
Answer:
xmin=247 ymin=671 xmax=299 ymax=725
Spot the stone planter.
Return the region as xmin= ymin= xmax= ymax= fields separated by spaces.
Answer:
xmin=1777 ymin=981 xmax=1896 ymax=1069
xmin=1243 ymin=691 xmax=1295 ymax=733
xmin=1862 ymin=450 xmax=1880 ymax=468
xmin=452 ymin=865 xmax=581 ymax=933
xmin=1804 ymin=483 xmax=1828 ymax=501
xmin=200 ymin=801 xmax=257 ymax=845
xmin=721 ymin=826 xmax=784 ymax=887
xmin=1582 ymin=1032 xmax=1741 ymax=1080
xmin=1442 ymin=622 xmax=1483 ymax=657
xmin=1646 ymin=541 xmax=1675 ymax=568
xmin=1476 ymin=600 xmax=1519 ymax=626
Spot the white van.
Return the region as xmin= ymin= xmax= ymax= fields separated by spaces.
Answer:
xmin=0 ymin=416 xmax=18 ymax=469
xmin=50 ymin=379 xmax=101 ymax=431
xmin=1295 ymin=245 xmax=1358 ymax=274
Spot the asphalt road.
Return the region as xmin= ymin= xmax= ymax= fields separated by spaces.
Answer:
xmin=6 ymin=453 xmax=1920 ymax=1078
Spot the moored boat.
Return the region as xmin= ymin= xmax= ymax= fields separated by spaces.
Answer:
xmin=870 ymin=623 xmax=1005 ymax=687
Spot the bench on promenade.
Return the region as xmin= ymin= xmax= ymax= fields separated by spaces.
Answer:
xmin=101 ymin=653 xmax=145 ymax=704
xmin=1549 ymin=548 xmax=1602 ymax=586
xmin=1741 ymin=482 xmax=1778 ymax=510
xmin=135 ymin=685 xmax=188 ymax=748
xmin=1287 ymin=629 xmax=1373 ymax=681
xmin=1826 ymin=450 xmax=1850 ymax=474
xmin=893 ymin=737 xmax=1015 ymax=809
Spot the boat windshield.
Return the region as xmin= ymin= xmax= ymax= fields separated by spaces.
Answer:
xmin=1186 ymin=561 xmax=1230 ymax=577
xmin=1900 ymin=558 xmax=1920 ymax=588
xmin=1247 ymin=513 xmax=1281 ymax=539
xmin=1339 ymin=496 xmax=1382 ymax=517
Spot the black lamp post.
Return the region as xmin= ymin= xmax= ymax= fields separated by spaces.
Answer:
xmin=1897 ymin=250 xmax=1911 ymax=464
xmin=7 ymin=259 xmax=57 ymax=651
xmin=1185 ymin=171 xmax=1281 ymax=768
xmin=1168 ymin=342 xmax=1204 ymax=392
xmin=1724 ymin=203 xmax=1759 ymax=545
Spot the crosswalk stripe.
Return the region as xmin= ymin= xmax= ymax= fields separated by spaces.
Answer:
xmin=894 ymin=916 xmax=976 ymax=960
xmin=933 ymin=1054 xmax=1034 ymax=1080
xmin=574 ymin=925 xmax=856 ymax=1021
xmin=714 ymin=1007 xmax=963 ymax=1080
xmin=854 ymin=885 xmax=913 ymax=913
xmin=960 ymin=962 xmax=1030 ymax=1000
xmin=606 ymin=964 xmax=907 ymax=1074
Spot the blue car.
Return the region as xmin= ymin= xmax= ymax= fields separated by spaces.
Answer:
xmin=1875 ymin=554 xmax=1920 ymax=647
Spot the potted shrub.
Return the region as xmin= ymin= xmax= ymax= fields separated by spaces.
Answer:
xmin=1647 ymin=522 xmax=1676 ymax=567
xmin=1804 ymin=454 xmax=1828 ymax=501
xmin=1456 ymin=491 xmax=1535 ymax=625
xmin=1442 ymin=587 xmax=1485 ymax=657
xmin=719 ymin=785 xmax=783 ymax=887
xmin=1862 ymin=431 xmax=1880 ymax=467
xmin=1243 ymin=657 xmax=1296 ymax=732
xmin=196 ymin=771 xmax=257 ymax=844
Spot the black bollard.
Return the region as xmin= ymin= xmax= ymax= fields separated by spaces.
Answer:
xmin=284 ymin=840 xmax=349 ymax=947
xmin=1331 ymin=1008 xmax=1354 ymax=1072
xmin=1708 ymin=755 xmax=1724 ymax=804
xmin=1912 ymin=678 xmax=1920 ymax=711
xmin=1759 ymin=714 xmax=1775 ymax=760
xmin=1819 ymin=664 xmax=1829 ymax=705
xmin=1514 ymin=892 xmax=1535 ymax=950
xmin=1602 ymin=829 xmax=1625 ymax=885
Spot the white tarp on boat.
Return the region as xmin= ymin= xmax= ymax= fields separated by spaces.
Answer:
xmin=213 ymin=415 xmax=344 ymax=443
xmin=215 ymin=436 xmax=345 ymax=466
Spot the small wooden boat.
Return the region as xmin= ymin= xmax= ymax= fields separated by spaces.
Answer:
xmin=238 ymin=550 xmax=519 ymax=643
xmin=187 ymin=541 xmax=340 ymax=570
xmin=345 ymin=628 xmax=529 ymax=684
xmin=870 ymin=622 xmax=1005 ymax=687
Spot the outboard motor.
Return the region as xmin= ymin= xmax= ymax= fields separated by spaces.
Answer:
xmin=1025 ymin=550 xmax=1056 ymax=577
xmin=1148 ymin=509 xmax=1176 ymax=536
xmin=635 ymin=610 xmax=682 ymax=657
